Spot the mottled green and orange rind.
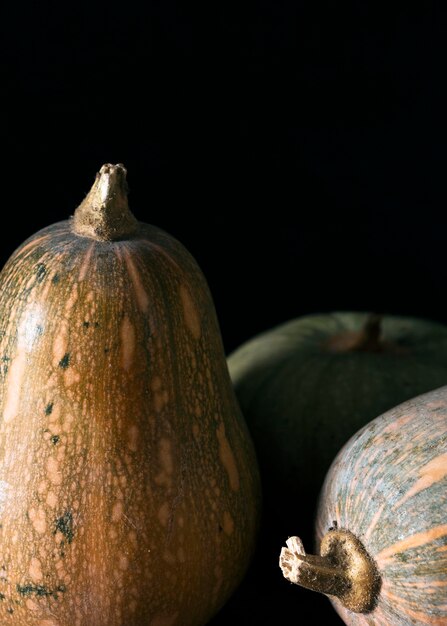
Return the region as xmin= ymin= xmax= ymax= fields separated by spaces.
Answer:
xmin=317 ymin=387 xmax=447 ymax=625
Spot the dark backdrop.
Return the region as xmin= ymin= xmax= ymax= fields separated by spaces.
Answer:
xmin=0 ymin=2 xmax=443 ymax=624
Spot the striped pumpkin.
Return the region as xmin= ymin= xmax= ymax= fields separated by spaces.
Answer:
xmin=228 ymin=312 xmax=447 ymax=547
xmin=0 ymin=164 xmax=261 ymax=625
xmin=280 ymin=386 xmax=447 ymax=625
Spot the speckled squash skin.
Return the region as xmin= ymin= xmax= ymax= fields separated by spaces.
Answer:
xmin=228 ymin=313 xmax=447 ymax=541
xmin=0 ymin=217 xmax=260 ymax=624
xmin=317 ymin=386 xmax=447 ymax=625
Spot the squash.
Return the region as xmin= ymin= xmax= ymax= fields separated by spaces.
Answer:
xmin=228 ymin=313 xmax=447 ymax=542
xmin=0 ymin=164 xmax=261 ymax=626
xmin=280 ymin=386 xmax=447 ymax=625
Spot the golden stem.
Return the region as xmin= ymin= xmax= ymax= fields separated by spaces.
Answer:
xmin=72 ymin=163 xmax=139 ymax=241
xmin=279 ymin=530 xmax=381 ymax=613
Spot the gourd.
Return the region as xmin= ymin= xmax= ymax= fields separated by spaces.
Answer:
xmin=228 ymin=313 xmax=447 ymax=541
xmin=280 ymin=386 xmax=447 ymax=625
xmin=0 ymin=164 xmax=261 ymax=626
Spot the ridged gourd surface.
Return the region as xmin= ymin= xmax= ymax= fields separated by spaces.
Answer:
xmin=228 ymin=312 xmax=447 ymax=544
xmin=0 ymin=221 xmax=260 ymax=626
xmin=317 ymin=386 xmax=447 ymax=625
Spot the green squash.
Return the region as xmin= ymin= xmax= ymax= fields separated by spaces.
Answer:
xmin=228 ymin=312 xmax=447 ymax=542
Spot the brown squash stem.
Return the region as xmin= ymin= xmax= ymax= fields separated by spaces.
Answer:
xmin=353 ymin=313 xmax=383 ymax=352
xmin=72 ymin=163 xmax=139 ymax=241
xmin=326 ymin=313 xmax=384 ymax=353
xmin=280 ymin=530 xmax=381 ymax=613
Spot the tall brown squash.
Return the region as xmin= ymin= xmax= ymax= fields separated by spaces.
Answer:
xmin=0 ymin=164 xmax=261 ymax=626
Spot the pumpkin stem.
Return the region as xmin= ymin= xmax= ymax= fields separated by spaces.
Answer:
xmin=72 ymin=164 xmax=139 ymax=241
xmin=326 ymin=313 xmax=384 ymax=353
xmin=279 ymin=530 xmax=381 ymax=613
xmin=354 ymin=313 xmax=383 ymax=352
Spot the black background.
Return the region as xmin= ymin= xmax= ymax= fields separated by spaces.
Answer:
xmin=0 ymin=2 xmax=444 ymax=624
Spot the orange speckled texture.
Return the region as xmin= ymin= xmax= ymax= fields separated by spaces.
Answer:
xmin=0 ymin=220 xmax=261 ymax=626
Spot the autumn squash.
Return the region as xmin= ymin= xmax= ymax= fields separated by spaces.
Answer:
xmin=0 ymin=164 xmax=261 ymax=625
xmin=280 ymin=385 xmax=447 ymax=624
xmin=228 ymin=313 xmax=447 ymax=542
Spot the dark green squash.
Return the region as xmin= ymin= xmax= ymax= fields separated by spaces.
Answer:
xmin=280 ymin=386 xmax=447 ymax=625
xmin=228 ymin=312 xmax=447 ymax=542
xmin=0 ymin=164 xmax=261 ymax=625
